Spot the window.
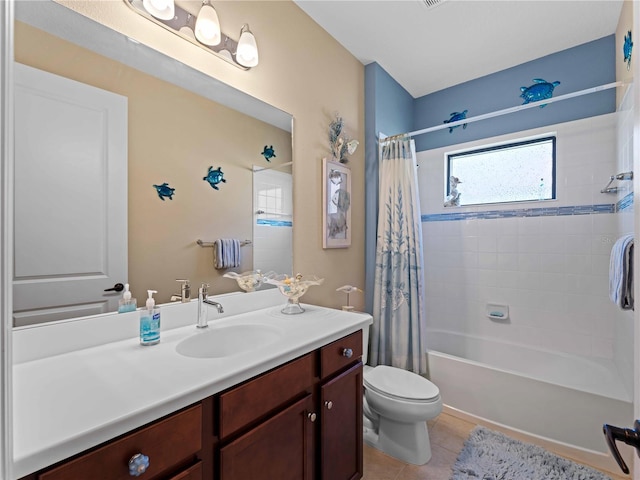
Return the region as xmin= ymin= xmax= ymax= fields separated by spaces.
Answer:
xmin=446 ymin=136 xmax=556 ymax=206
xmin=256 ymin=184 xmax=284 ymax=215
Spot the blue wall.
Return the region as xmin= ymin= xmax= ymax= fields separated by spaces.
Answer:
xmin=364 ymin=36 xmax=617 ymax=314
xmin=364 ymin=63 xmax=413 ymax=314
xmin=413 ymin=35 xmax=616 ymax=151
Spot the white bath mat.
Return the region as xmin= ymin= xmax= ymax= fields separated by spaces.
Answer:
xmin=451 ymin=426 xmax=612 ymax=480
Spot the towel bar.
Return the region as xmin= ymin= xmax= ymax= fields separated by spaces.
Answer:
xmin=196 ymin=239 xmax=252 ymax=247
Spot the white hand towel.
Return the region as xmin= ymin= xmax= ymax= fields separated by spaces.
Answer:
xmin=609 ymin=234 xmax=634 ymax=310
xmin=213 ymin=239 xmax=224 ymax=269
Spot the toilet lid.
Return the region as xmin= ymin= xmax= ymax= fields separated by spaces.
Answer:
xmin=364 ymin=365 xmax=439 ymax=401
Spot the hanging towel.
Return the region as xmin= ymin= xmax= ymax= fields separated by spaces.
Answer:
xmin=609 ymin=234 xmax=634 ymax=310
xmin=213 ymin=238 xmax=241 ymax=269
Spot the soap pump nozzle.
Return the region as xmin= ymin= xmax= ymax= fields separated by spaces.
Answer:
xmin=146 ymin=290 xmax=157 ymax=310
xmin=123 ymin=283 xmax=131 ymax=301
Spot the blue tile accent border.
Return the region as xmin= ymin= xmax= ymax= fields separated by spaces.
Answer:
xmin=257 ymin=219 xmax=292 ymax=227
xmin=422 ymin=203 xmax=615 ymax=222
xmin=616 ymin=192 xmax=634 ymax=212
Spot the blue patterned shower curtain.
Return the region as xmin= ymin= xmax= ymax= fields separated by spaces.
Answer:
xmin=371 ymin=137 xmax=427 ymax=375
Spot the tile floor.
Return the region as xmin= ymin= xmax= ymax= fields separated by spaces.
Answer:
xmin=362 ymin=413 xmax=627 ymax=480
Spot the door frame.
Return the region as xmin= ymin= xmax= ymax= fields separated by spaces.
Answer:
xmin=1 ymin=1 xmax=14 ymax=479
xmin=634 ymin=1 xmax=640 ymax=477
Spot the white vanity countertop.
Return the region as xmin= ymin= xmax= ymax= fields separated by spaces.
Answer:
xmin=12 ymin=291 xmax=372 ymax=478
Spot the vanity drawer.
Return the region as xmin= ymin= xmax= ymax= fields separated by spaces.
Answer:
xmin=219 ymin=353 xmax=315 ymax=439
xmin=39 ymin=404 xmax=202 ymax=480
xmin=168 ymin=461 xmax=203 ymax=480
xmin=320 ymin=330 xmax=362 ymax=379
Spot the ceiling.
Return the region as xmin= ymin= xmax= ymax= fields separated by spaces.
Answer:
xmin=293 ymin=0 xmax=625 ymax=98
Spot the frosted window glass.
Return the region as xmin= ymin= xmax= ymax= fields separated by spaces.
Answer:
xmin=447 ymin=136 xmax=555 ymax=206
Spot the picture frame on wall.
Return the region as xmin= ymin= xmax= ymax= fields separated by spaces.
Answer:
xmin=322 ymin=158 xmax=351 ymax=249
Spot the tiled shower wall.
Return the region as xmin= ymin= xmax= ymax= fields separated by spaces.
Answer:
xmin=418 ymin=112 xmax=631 ymax=383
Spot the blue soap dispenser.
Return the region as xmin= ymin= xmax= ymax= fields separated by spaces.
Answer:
xmin=140 ymin=290 xmax=160 ymax=346
xmin=118 ymin=283 xmax=137 ymax=313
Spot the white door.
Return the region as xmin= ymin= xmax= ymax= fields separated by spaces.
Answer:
xmin=13 ymin=63 xmax=127 ymax=326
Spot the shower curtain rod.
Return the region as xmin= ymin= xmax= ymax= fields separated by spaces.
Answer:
xmin=378 ymin=81 xmax=624 ymax=141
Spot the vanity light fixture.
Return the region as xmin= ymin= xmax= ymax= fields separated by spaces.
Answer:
xmin=142 ymin=0 xmax=175 ymax=20
xmin=124 ymin=0 xmax=259 ymax=70
xmin=236 ymin=24 xmax=259 ymax=68
xmin=194 ymin=1 xmax=221 ymax=46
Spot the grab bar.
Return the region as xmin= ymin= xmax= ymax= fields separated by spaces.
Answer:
xmin=601 ymin=171 xmax=633 ymax=194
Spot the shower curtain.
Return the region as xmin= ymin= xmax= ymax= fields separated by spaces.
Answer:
xmin=371 ymin=137 xmax=427 ymax=375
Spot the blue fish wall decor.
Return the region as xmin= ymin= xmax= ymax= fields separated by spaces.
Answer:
xmin=624 ymin=30 xmax=633 ymax=70
xmin=153 ymin=182 xmax=175 ymax=201
xmin=520 ymin=78 xmax=560 ymax=107
xmin=443 ymin=110 xmax=468 ymax=133
xmin=203 ymin=166 xmax=227 ymax=190
xmin=261 ymin=145 xmax=276 ymax=162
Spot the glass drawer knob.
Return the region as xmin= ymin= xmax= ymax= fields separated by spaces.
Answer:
xmin=129 ymin=453 xmax=150 ymax=476
xmin=342 ymin=348 xmax=353 ymax=358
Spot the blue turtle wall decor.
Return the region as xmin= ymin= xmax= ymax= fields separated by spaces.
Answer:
xmin=624 ymin=30 xmax=633 ymax=70
xmin=443 ymin=110 xmax=468 ymax=133
xmin=520 ymin=79 xmax=560 ymax=107
xmin=203 ymin=166 xmax=226 ymax=190
xmin=261 ymin=145 xmax=276 ymax=162
xmin=153 ymin=183 xmax=175 ymax=201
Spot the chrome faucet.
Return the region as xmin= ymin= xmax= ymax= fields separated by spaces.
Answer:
xmin=197 ymin=283 xmax=224 ymax=328
xmin=174 ymin=279 xmax=191 ymax=303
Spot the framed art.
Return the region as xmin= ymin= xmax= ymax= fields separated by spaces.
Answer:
xmin=322 ymin=158 xmax=351 ymax=248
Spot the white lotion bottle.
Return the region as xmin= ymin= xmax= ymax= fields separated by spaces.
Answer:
xmin=140 ymin=290 xmax=160 ymax=345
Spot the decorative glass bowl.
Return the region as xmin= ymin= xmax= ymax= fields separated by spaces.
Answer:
xmin=265 ymin=274 xmax=324 ymax=314
xmin=223 ymin=270 xmax=274 ymax=292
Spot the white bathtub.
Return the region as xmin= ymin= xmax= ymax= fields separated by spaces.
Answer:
xmin=426 ymin=330 xmax=632 ymax=468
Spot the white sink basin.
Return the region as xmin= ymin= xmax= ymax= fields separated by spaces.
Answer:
xmin=176 ymin=324 xmax=283 ymax=358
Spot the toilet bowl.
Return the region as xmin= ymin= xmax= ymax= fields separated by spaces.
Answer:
xmin=363 ymin=365 xmax=442 ymax=464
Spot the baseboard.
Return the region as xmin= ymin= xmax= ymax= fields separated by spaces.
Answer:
xmin=442 ymin=405 xmax=629 ymax=477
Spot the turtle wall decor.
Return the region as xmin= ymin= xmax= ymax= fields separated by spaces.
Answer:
xmin=520 ymin=79 xmax=560 ymax=107
xmin=203 ymin=166 xmax=227 ymax=190
xmin=261 ymin=145 xmax=276 ymax=162
xmin=624 ymin=30 xmax=633 ymax=71
xmin=443 ymin=110 xmax=468 ymax=133
xmin=153 ymin=182 xmax=175 ymax=201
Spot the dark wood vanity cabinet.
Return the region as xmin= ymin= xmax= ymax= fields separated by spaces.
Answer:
xmin=20 ymin=404 xmax=204 ymax=480
xmin=218 ymin=330 xmax=363 ymax=480
xmin=19 ymin=330 xmax=363 ymax=480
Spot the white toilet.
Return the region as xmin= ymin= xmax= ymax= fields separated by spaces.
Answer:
xmin=361 ymin=325 xmax=442 ymax=465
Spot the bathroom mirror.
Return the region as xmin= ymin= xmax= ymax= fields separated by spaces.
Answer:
xmin=12 ymin=1 xmax=293 ymax=325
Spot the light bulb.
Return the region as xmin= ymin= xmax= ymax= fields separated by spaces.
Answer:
xmin=142 ymin=0 xmax=175 ymax=20
xmin=236 ymin=24 xmax=258 ymax=67
xmin=195 ymin=3 xmax=221 ymax=46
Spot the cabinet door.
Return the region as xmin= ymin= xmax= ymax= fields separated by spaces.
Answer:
xmin=320 ymin=362 xmax=363 ymax=480
xmin=220 ymin=395 xmax=316 ymax=480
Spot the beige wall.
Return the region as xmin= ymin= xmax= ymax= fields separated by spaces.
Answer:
xmin=15 ymin=21 xmax=292 ymax=304
xmin=55 ymin=0 xmax=366 ymax=311
xmin=616 ymin=0 xmax=633 ymax=107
